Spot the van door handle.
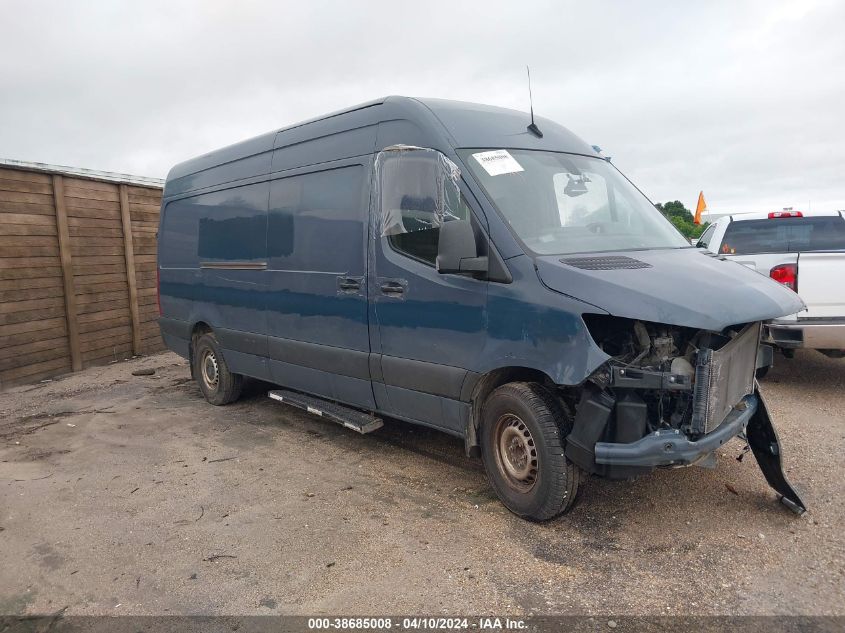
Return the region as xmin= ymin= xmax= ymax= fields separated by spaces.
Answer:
xmin=379 ymin=281 xmax=405 ymax=295
xmin=337 ymin=276 xmax=363 ymax=293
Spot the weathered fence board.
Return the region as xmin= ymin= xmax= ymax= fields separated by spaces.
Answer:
xmin=0 ymin=163 xmax=164 ymax=388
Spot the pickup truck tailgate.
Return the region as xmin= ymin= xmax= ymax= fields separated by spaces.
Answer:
xmin=798 ymin=252 xmax=845 ymax=318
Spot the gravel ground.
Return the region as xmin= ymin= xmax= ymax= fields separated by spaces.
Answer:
xmin=0 ymin=349 xmax=843 ymax=616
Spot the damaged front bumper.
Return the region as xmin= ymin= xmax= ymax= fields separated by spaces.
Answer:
xmin=594 ymin=394 xmax=757 ymax=468
xmin=567 ymin=320 xmax=807 ymax=515
xmin=571 ymin=388 xmax=806 ymax=515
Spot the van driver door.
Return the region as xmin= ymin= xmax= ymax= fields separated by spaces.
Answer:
xmin=369 ymin=147 xmax=488 ymax=433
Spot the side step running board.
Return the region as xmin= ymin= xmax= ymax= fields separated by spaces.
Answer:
xmin=268 ymin=390 xmax=383 ymax=434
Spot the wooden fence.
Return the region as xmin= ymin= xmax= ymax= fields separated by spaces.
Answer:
xmin=0 ymin=163 xmax=164 ymax=389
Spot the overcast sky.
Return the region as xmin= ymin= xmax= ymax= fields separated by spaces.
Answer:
xmin=1 ymin=0 xmax=843 ymax=214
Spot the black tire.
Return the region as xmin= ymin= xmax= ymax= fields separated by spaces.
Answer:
xmin=755 ymin=366 xmax=770 ymax=380
xmin=193 ymin=332 xmax=243 ymax=405
xmin=480 ymin=382 xmax=580 ymax=521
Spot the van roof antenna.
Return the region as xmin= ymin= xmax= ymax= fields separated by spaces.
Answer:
xmin=526 ymin=66 xmax=543 ymax=138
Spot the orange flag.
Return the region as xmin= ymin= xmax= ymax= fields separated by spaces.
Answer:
xmin=694 ymin=191 xmax=707 ymax=225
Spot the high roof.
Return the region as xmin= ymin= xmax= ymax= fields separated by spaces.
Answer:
xmin=412 ymin=97 xmax=597 ymax=155
xmin=165 ymin=96 xmax=600 ymax=186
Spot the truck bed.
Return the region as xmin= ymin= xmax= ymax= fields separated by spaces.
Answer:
xmin=795 ymin=252 xmax=845 ymax=319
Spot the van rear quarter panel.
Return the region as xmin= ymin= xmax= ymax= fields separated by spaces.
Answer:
xmin=158 ymin=106 xmax=385 ymax=381
xmin=158 ymin=180 xmax=270 ymax=376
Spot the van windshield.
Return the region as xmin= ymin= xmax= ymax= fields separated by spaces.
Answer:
xmin=458 ymin=149 xmax=688 ymax=255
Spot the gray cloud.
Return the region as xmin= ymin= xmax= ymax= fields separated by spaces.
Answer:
xmin=1 ymin=0 xmax=843 ymax=214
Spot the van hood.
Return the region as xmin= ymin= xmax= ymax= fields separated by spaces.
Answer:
xmin=535 ymin=248 xmax=805 ymax=332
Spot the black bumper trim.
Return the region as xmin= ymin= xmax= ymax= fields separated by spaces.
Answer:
xmin=594 ymin=394 xmax=757 ymax=467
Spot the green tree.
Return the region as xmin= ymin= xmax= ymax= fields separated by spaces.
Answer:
xmin=655 ymin=200 xmax=709 ymax=240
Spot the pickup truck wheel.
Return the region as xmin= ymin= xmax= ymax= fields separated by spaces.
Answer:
xmin=193 ymin=333 xmax=243 ymax=405
xmin=755 ymin=366 xmax=770 ymax=380
xmin=480 ymin=382 xmax=580 ymax=521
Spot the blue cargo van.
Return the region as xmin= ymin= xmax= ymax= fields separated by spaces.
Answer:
xmin=158 ymin=97 xmax=806 ymax=520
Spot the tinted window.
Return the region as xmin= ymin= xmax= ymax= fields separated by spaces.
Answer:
xmin=159 ymin=200 xmax=198 ymax=268
xmin=159 ymin=182 xmax=269 ymax=267
xmin=719 ymin=216 xmax=845 ymax=254
xmin=198 ymin=214 xmax=266 ymax=260
xmin=268 ymin=166 xmax=365 ymax=270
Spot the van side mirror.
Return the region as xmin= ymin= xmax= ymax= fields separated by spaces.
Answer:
xmin=436 ymin=220 xmax=488 ymax=275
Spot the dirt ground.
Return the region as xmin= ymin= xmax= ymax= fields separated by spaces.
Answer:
xmin=1 ymin=349 xmax=843 ymax=616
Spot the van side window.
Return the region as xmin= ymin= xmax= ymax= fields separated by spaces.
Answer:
xmin=160 ymin=182 xmax=269 ymax=267
xmin=268 ymin=166 xmax=365 ymax=269
xmin=388 ymin=195 xmax=472 ymax=265
xmin=197 ymin=184 xmax=269 ymax=261
xmin=376 ymin=148 xmax=468 ymax=266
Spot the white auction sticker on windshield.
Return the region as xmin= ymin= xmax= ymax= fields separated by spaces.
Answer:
xmin=472 ymin=150 xmax=524 ymax=176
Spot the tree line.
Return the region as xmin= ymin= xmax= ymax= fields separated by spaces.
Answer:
xmin=655 ymin=200 xmax=709 ymax=239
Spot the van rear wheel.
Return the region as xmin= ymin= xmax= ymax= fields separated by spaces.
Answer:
xmin=193 ymin=333 xmax=243 ymax=405
xmin=480 ymin=382 xmax=580 ymax=521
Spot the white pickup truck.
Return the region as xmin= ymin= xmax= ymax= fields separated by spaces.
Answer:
xmin=698 ymin=209 xmax=845 ymax=371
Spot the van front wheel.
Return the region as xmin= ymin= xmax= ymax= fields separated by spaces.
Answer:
xmin=193 ymin=333 xmax=243 ymax=405
xmin=480 ymin=382 xmax=580 ymax=521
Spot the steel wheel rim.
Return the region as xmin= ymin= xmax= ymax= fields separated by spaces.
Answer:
xmin=201 ymin=349 xmax=219 ymax=390
xmin=493 ymin=414 xmax=538 ymax=492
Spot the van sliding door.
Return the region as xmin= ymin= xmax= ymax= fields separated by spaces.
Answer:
xmin=265 ymin=160 xmax=376 ymax=410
